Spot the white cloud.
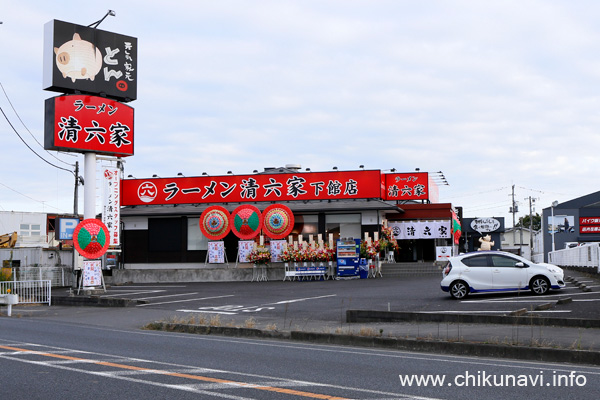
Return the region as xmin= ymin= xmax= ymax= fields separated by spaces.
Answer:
xmin=1 ymin=0 xmax=600 ymax=222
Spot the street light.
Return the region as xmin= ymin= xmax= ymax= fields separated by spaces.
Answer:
xmin=551 ymin=200 xmax=559 ymax=252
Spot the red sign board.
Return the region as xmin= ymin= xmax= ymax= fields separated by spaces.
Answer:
xmin=44 ymin=95 xmax=134 ymax=156
xmin=121 ymin=170 xmax=382 ymax=206
xmin=383 ymin=172 xmax=430 ymax=201
xmin=580 ymin=217 xmax=600 ymax=234
xmin=580 ymin=217 xmax=600 ymax=226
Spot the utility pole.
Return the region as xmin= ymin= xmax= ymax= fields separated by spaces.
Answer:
xmin=509 ymin=185 xmax=519 ymax=253
xmin=527 ymin=196 xmax=536 ymax=260
xmin=73 ymin=161 xmax=79 ymax=215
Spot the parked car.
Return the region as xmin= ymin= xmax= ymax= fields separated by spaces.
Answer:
xmin=441 ymin=251 xmax=565 ymax=299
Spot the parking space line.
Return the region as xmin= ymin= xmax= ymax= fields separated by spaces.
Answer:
xmin=136 ymin=293 xmax=199 ymax=301
xmin=176 ymin=310 xmax=237 ymax=315
xmin=102 ymin=290 xmax=165 ymax=298
xmin=111 ymin=285 xmax=189 ymax=288
xmin=136 ymin=295 xmax=234 ymax=307
xmin=264 ymin=294 xmax=337 ymax=305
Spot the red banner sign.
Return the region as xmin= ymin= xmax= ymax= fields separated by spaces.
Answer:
xmin=121 ymin=170 xmax=382 ymax=206
xmin=44 ymin=94 xmax=134 ymax=156
xmin=580 ymin=217 xmax=600 ymax=234
xmin=383 ymin=172 xmax=429 ymax=201
xmin=580 ymin=217 xmax=600 ymax=226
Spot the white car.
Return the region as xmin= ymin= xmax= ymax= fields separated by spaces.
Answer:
xmin=441 ymin=251 xmax=565 ymax=299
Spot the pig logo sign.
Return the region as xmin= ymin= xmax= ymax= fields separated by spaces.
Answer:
xmin=54 ymin=33 xmax=102 ymax=83
xmin=44 ymin=19 xmax=137 ymax=103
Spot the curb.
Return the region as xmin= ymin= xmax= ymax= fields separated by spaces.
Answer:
xmin=346 ymin=310 xmax=600 ymax=329
xmin=146 ymin=321 xmax=600 ymax=366
xmin=51 ymin=296 xmax=142 ymax=307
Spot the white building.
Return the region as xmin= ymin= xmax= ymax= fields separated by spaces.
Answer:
xmin=0 ymin=211 xmax=50 ymax=248
xmin=501 ymin=227 xmax=534 ymax=260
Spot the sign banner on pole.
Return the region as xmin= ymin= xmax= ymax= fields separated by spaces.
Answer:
xmin=102 ymin=167 xmax=121 ymax=246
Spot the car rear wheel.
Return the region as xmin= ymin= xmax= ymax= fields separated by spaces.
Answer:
xmin=530 ymin=276 xmax=550 ymax=295
xmin=450 ymin=281 xmax=469 ymax=299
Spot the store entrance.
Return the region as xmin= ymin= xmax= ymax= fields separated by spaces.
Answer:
xmin=396 ymin=239 xmax=436 ymax=262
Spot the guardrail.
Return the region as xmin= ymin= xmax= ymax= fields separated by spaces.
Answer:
xmin=548 ymin=243 xmax=600 ymax=273
xmin=0 ymin=280 xmax=51 ymax=306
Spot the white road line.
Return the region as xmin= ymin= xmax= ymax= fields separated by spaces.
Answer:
xmin=136 ymin=294 xmax=234 ymax=307
xmin=110 ymin=285 xmax=189 ymax=288
xmin=263 ymin=294 xmax=337 ymax=305
xmin=177 ymin=310 xmax=237 ymax=315
xmin=0 ymin=341 xmax=443 ymax=400
xmin=136 ymin=292 xmax=199 ymax=301
xmin=102 ymin=290 xmax=165 ymax=298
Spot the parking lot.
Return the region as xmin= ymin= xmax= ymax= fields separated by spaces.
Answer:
xmin=55 ymin=269 xmax=600 ymax=325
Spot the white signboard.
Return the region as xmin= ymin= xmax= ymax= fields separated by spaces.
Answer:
xmin=82 ymin=260 xmax=102 ymax=287
xmin=436 ymin=246 xmax=453 ymax=261
xmin=389 ymin=220 xmax=451 ymax=240
xmin=470 ymin=218 xmax=501 ymax=233
xmin=208 ymin=241 xmax=225 ymax=264
xmin=270 ymin=240 xmax=286 ymax=263
xmin=238 ymin=240 xmax=255 ymax=263
xmin=102 ymin=167 xmax=121 ymax=246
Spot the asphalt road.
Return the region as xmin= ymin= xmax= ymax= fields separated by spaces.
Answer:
xmin=60 ymin=271 xmax=600 ymax=326
xmin=1 ymin=315 xmax=599 ymax=399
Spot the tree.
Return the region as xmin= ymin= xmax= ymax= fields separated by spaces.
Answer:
xmin=517 ymin=213 xmax=541 ymax=231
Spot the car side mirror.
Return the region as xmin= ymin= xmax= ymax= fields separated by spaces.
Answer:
xmin=515 ymin=262 xmax=525 ymax=268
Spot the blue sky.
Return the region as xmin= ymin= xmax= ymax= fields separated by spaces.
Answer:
xmin=1 ymin=0 xmax=599 ymax=226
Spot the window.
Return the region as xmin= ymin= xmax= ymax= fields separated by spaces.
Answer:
xmin=326 ymin=214 xmax=361 ymax=241
xmin=148 ymin=218 xmax=182 ymax=252
xmin=292 ymin=215 xmax=318 ymax=236
xmin=462 ymin=255 xmax=489 ymax=267
xmin=20 ymin=223 xmax=41 ymax=237
xmin=187 ymin=217 xmax=208 ymax=251
xmin=491 ymin=255 xmax=523 ymax=268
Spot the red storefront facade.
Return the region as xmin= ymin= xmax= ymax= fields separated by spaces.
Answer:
xmin=119 ymin=167 xmax=459 ymax=268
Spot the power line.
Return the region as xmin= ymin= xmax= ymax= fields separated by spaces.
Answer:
xmin=0 ymin=181 xmax=66 ymax=212
xmin=0 ymin=106 xmax=74 ymax=176
xmin=0 ymin=82 xmax=72 ymax=166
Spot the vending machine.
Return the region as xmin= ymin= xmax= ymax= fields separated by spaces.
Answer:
xmin=336 ymin=238 xmax=361 ymax=277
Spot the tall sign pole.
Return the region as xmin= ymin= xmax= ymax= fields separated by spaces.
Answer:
xmin=43 ymin=13 xmax=137 ymax=279
xmin=84 ymin=153 xmax=96 ymax=219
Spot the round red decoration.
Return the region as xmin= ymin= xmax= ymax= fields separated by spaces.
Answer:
xmin=199 ymin=206 xmax=231 ymax=240
xmin=73 ymin=219 xmax=110 ymax=259
xmin=262 ymin=204 xmax=294 ymax=239
xmin=230 ymin=205 xmax=263 ymax=239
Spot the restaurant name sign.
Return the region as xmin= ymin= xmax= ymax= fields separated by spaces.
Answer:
xmin=122 ymin=170 xmax=384 ymax=206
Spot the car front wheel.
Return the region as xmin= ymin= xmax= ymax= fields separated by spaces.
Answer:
xmin=450 ymin=281 xmax=469 ymax=299
xmin=530 ymin=276 xmax=550 ymax=295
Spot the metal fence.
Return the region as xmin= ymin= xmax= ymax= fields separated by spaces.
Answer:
xmin=548 ymin=243 xmax=600 ymax=273
xmin=0 ymin=280 xmax=51 ymax=305
xmin=11 ymin=267 xmax=73 ymax=287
